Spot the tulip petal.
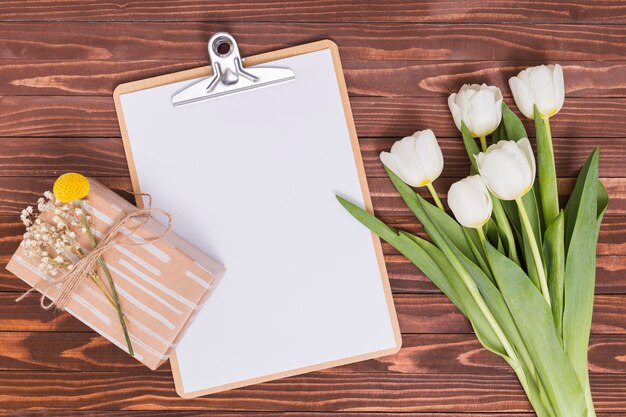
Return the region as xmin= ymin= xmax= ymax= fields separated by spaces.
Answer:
xmin=448 ymin=175 xmax=493 ymax=228
xmin=552 ymin=64 xmax=565 ymax=114
xmin=476 ymin=140 xmax=534 ymax=200
xmin=518 ymin=137 xmax=537 ymax=181
xmin=529 ymin=65 xmax=556 ymax=118
xmin=380 ymin=151 xmax=418 ymax=187
xmin=468 ymin=89 xmax=501 ymax=137
xmin=413 ymin=130 xmax=444 ymax=183
xmin=448 ymin=93 xmax=462 ymax=132
xmin=509 ymin=76 xmax=534 ymax=119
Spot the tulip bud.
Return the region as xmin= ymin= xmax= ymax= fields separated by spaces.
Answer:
xmin=379 ymin=129 xmax=444 ymax=187
xmin=475 ymin=138 xmax=536 ymax=201
xmin=448 ymin=84 xmax=503 ymax=138
xmin=448 ymin=175 xmax=492 ymax=229
xmin=509 ymin=64 xmax=564 ymax=119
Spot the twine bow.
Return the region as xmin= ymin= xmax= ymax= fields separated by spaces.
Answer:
xmin=17 ymin=206 xmax=172 ymax=311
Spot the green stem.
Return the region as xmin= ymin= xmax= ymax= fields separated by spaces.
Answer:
xmin=426 ymin=182 xmax=444 ymax=211
xmin=444 ymin=242 xmax=520 ymax=368
xmin=479 ymin=135 xmax=488 ymax=152
xmin=541 ymin=116 xmax=560 ymax=226
xmin=515 ymin=197 xmax=551 ymax=307
xmin=77 ymin=201 xmax=134 ymax=357
xmin=476 ymin=225 xmax=486 ymax=242
xmin=491 ymin=198 xmax=520 ymax=265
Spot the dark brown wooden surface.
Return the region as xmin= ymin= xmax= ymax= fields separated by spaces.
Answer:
xmin=0 ymin=1 xmax=624 ymax=415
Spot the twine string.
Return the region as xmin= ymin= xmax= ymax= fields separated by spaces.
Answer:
xmin=16 ymin=205 xmax=172 ymax=310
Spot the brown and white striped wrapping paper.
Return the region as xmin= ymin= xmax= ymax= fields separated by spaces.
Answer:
xmin=7 ymin=179 xmax=225 ymax=370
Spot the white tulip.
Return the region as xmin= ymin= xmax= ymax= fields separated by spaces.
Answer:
xmin=448 ymin=83 xmax=503 ymax=138
xmin=379 ymin=129 xmax=444 ymax=187
xmin=475 ymin=138 xmax=536 ymax=201
xmin=509 ymin=64 xmax=564 ymax=119
xmin=448 ymin=175 xmax=493 ymax=229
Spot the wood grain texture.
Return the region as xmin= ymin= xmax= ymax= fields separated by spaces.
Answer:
xmin=2 ymin=96 xmax=624 ymax=139
xmin=0 ymin=413 xmax=561 ymax=417
xmin=1 ymin=332 xmax=625 ymax=376
xmin=369 ymin=177 xmax=626 ymax=217
xmin=0 ymin=215 xmax=624 ymax=295
xmin=2 ymin=292 xmax=625 ymax=335
xmin=1 ymin=0 xmax=625 ymax=412
xmin=1 ymin=22 xmax=625 ymax=62
xmin=0 ymin=136 xmax=624 ymax=178
xmin=0 ymin=413 xmax=554 ymax=417
xmin=1 ymin=0 xmax=625 ymax=23
xmin=0 ymin=371 xmax=625 ymax=412
xmin=0 ymin=176 xmax=624 ymax=218
xmin=1 ymin=59 xmax=624 ymax=97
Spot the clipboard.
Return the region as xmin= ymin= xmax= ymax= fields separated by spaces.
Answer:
xmin=114 ymin=33 xmax=402 ymax=398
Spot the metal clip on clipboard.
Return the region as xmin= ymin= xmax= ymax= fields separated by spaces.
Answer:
xmin=172 ymin=32 xmax=295 ymax=107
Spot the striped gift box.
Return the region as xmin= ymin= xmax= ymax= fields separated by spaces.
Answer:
xmin=7 ymin=178 xmax=225 ymax=369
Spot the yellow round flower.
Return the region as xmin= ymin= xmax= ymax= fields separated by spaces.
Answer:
xmin=53 ymin=173 xmax=90 ymax=203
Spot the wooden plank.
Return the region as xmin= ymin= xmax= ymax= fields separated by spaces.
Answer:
xmin=0 ymin=370 xmax=624 ymax=412
xmin=1 ymin=136 xmax=624 ymax=179
xmin=369 ymin=177 xmax=626 ymax=217
xmin=394 ymin=294 xmax=626 ymax=335
xmin=1 ymin=331 xmax=624 ymax=375
xmin=0 ymin=214 xmax=624 ymax=294
xmin=1 ymin=0 xmax=624 ymax=23
xmin=1 ymin=292 xmax=624 ymax=334
xmin=379 ymin=216 xmax=626 ymax=258
xmin=1 ymin=96 xmax=623 ymax=139
xmin=0 ymin=138 xmax=129 ymax=177
xmin=0 ymin=413 xmax=547 ymax=417
xmin=0 ymin=413 xmax=545 ymax=417
xmin=2 ymin=59 xmax=624 ymax=98
xmin=363 ymin=137 xmax=626 ymax=178
xmin=2 ymin=22 xmax=626 ymax=62
xmin=383 ymin=254 xmax=626 ymax=295
xmin=1 ymin=235 xmax=624 ymax=295
xmin=0 ymin=175 xmax=624 ymax=218
xmin=346 ymin=97 xmax=625 ymax=139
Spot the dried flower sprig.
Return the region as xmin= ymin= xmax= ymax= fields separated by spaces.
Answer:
xmin=20 ymin=173 xmax=134 ymax=357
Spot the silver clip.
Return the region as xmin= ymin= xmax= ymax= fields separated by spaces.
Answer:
xmin=172 ymin=32 xmax=295 ymax=107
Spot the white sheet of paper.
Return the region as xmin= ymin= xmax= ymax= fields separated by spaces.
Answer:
xmin=118 ymin=48 xmax=399 ymax=396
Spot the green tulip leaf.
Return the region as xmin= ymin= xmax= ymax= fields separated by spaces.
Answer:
xmin=502 ymin=102 xmax=528 ymax=141
xmin=461 ymin=121 xmax=480 ymax=171
xmin=484 ymin=242 xmax=588 ymax=417
xmin=335 ymin=195 xmax=505 ymax=357
xmin=562 ymin=149 xmax=600 ymax=414
xmin=534 ymin=105 xmax=559 ymax=227
xmin=543 ymin=210 xmax=565 ymax=341
xmin=385 ymin=166 xmax=478 ymax=264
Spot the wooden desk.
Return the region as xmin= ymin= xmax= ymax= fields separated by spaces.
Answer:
xmin=0 ymin=1 xmax=625 ymax=415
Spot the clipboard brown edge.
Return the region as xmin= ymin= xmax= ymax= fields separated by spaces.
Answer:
xmin=113 ymin=39 xmax=402 ymax=399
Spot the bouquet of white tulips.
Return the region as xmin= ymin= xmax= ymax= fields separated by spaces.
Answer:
xmin=338 ymin=64 xmax=608 ymax=417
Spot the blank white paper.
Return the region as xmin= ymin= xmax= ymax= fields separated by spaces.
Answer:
xmin=119 ymin=48 xmax=399 ymax=395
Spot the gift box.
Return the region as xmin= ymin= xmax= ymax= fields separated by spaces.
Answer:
xmin=7 ymin=178 xmax=225 ymax=369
